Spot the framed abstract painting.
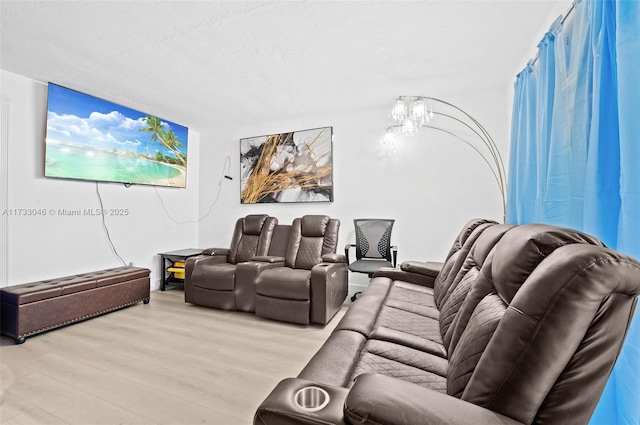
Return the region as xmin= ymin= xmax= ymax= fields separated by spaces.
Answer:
xmin=240 ymin=126 xmax=333 ymax=203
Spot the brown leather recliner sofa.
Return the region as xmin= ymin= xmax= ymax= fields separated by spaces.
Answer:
xmin=185 ymin=214 xmax=348 ymax=325
xmin=254 ymin=219 xmax=640 ymax=424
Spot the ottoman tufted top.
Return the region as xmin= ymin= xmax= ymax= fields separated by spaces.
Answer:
xmin=0 ymin=266 xmax=150 ymax=305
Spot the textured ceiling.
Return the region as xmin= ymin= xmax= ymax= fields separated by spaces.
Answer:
xmin=1 ymin=1 xmax=566 ymax=134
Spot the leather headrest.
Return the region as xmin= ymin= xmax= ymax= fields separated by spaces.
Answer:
xmin=490 ymin=224 xmax=604 ymax=304
xmin=300 ymin=215 xmax=330 ymax=237
xmin=456 ymin=219 xmax=497 ymax=247
xmin=467 ymin=224 xmax=513 ymax=265
xmin=242 ymin=214 xmax=269 ymax=235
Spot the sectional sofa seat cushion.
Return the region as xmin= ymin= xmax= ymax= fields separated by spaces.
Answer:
xmin=297 ymin=221 xmax=510 ymax=388
xmin=257 ymin=269 xmax=314 ymax=300
xmin=192 ymin=263 xmax=236 ymax=291
xmin=291 ymin=220 xmax=499 ymax=388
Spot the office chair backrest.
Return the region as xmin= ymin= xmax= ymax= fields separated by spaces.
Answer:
xmin=354 ymin=219 xmax=394 ymax=262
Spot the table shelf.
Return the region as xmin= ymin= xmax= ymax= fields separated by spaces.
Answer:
xmin=158 ymin=249 xmax=203 ymax=291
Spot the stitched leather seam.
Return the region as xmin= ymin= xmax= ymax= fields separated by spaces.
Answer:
xmin=509 ymin=306 xmax=537 ymax=323
xmin=378 ymin=305 xmax=442 ymax=343
xmin=344 ymin=406 xmax=381 ymax=425
xmin=357 ymin=351 xmax=447 ymax=381
xmin=384 ymin=302 xmax=434 ymax=318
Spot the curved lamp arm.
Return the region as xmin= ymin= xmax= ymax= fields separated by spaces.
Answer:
xmin=384 ymin=96 xmax=507 ymax=222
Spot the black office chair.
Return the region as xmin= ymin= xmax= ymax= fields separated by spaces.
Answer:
xmin=345 ymin=218 xmax=397 ymax=301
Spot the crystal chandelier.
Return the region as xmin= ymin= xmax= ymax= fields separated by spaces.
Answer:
xmin=381 ymin=96 xmax=508 ymax=220
xmin=390 ymin=96 xmax=434 ymax=133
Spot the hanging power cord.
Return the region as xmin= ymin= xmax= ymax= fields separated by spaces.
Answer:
xmin=93 ymin=155 xmax=231 ymax=264
xmin=95 ymin=182 xmax=127 ymax=266
xmin=154 ymin=155 xmax=231 ymax=225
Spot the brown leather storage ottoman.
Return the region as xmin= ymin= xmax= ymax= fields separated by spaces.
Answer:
xmin=0 ymin=266 xmax=150 ymax=344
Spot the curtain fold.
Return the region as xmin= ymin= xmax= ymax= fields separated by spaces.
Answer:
xmin=507 ymin=1 xmax=639 ymax=423
xmin=506 ymin=66 xmax=537 ymax=223
xmin=534 ymin=25 xmax=558 ymax=220
xmin=615 ymin=0 xmax=640 ymax=262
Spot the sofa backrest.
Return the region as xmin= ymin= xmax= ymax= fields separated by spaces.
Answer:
xmin=228 ymin=215 xmax=278 ymax=264
xmin=439 ymin=223 xmax=513 ymax=350
xmin=444 ymin=224 xmax=640 ymax=424
xmin=268 ymin=224 xmax=292 ymax=257
xmin=285 ymin=215 xmax=340 ymax=270
xmin=433 ymin=219 xmax=500 ymax=310
xmin=442 ymin=218 xmax=498 ymax=263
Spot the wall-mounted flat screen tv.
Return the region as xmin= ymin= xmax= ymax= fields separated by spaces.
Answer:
xmin=44 ymin=83 xmax=188 ymax=188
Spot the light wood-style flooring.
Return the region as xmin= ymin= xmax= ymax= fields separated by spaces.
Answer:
xmin=0 ymin=289 xmax=347 ymax=424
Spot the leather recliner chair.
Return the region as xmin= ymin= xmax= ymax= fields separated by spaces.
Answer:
xmin=254 ymin=215 xmax=348 ymax=325
xmin=185 ymin=214 xmax=277 ymax=311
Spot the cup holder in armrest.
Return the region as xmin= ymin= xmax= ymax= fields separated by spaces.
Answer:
xmin=294 ymin=386 xmax=330 ymax=412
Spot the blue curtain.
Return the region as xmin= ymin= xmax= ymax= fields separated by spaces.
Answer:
xmin=507 ymin=0 xmax=640 ymax=423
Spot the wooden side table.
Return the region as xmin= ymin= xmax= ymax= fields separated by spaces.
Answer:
xmin=158 ymin=248 xmax=203 ymax=291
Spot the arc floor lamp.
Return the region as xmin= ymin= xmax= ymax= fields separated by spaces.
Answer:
xmin=381 ymin=96 xmax=507 ymax=221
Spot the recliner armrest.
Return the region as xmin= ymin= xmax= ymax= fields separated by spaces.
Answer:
xmin=251 ymin=255 xmax=285 ymax=263
xmin=371 ymin=261 xmax=443 ymax=288
xmin=345 ymin=373 xmax=524 ymax=425
xmin=254 ymin=378 xmax=350 ymax=425
xmin=310 ymin=262 xmax=349 ymax=324
xmin=202 ymin=247 xmax=230 ymax=256
xmin=400 ymin=260 xmax=443 ymax=277
xmin=322 ymin=253 xmax=346 ymax=263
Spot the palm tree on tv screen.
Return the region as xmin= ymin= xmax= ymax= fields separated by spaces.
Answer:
xmin=140 ymin=116 xmax=187 ymax=166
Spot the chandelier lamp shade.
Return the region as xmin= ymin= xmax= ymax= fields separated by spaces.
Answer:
xmin=382 ymin=96 xmax=507 ymax=221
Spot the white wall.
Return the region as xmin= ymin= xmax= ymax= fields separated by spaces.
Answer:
xmin=0 ymin=70 xmax=200 ymax=290
xmin=197 ymin=86 xmax=510 ymax=293
xmin=0 ymin=68 xmax=510 ymax=294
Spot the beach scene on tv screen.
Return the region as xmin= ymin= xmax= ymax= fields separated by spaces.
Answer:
xmin=44 ymin=83 xmax=189 ymax=188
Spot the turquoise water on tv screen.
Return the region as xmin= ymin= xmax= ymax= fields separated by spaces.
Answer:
xmin=45 ymin=143 xmax=183 ymax=186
